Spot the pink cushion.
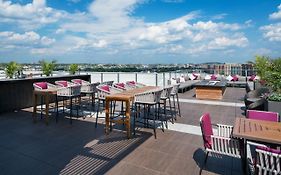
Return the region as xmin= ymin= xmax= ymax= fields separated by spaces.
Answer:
xmin=128 ymin=81 xmax=136 ymax=85
xmin=34 ymin=82 xmax=48 ymax=89
xmin=231 ymin=75 xmax=238 ymax=81
xmin=101 ymin=85 xmax=110 ymax=92
xmin=249 ymin=75 xmax=256 ymax=81
xmin=210 ymin=75 xmax=217 ymax=80
xmin=257 ymin=146 xmax=281 ymax=154
xmin=200 ymin=113 xmax=213 ymax=149
xmin=192 ymin=73 xmax=198 ymax=80
xmin=58 ymin=81 xmax=68 ymax=87
xmin=116 ymin=83 xmax=125 ymax=88
xmin=73 ymin=79 xmax=82 ymax=85
xmin=247 ymin=110 xmax=279 ymax=122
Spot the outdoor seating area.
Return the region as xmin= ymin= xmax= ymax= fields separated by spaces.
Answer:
xmin=0 ymin=75 xmax=280 ymax=175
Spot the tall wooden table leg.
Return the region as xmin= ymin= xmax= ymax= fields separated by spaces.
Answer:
xmin=126 ymin=99 xmax=131 ymax=139
xmin=32 ymin=92 xmax=37 ymax=123
xmin=105 ymin=98 xmax=110 ymax=135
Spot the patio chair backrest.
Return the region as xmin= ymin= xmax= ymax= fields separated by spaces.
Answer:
xmin=33 ymin=82 xmax=48 ymax=90
xmin=101 ymin=81 xmax=114 ymax=86
xmin=71 ymin=79 xmax=84 ymax=85
xmin=114 ymin=83 xmax=126 ymax=90
xmin=200 ymin=113 xmax=213 ymax=149
xmin=171 ymin=84 xmax=180 ymax=94
xmin=247 ymin=110 xmax=279 ymax=122
xmin=99 ymin=85 xmax=110 ymax=93
xmin=134 ymin=89 xmax=163 ymax=104
xmin=161 ymin=86 xmax=173 ymax=98
xmin=55 ymin=80 xmax=68 ymax=87
xmin=256 ymin=146 xmax=281 ymax=174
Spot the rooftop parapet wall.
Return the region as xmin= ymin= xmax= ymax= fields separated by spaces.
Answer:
xmin=0 ymin=75 xmax=91 ymax=113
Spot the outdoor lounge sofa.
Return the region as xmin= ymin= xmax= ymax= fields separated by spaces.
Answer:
xmin=168 ymin=77 xmax=200 ymax=93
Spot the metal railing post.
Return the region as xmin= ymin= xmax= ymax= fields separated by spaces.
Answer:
xmin=135 ymin=73 xmax=138 ymax=82
xmin=163 ymin=72 xmax=165 ymax=86
xmin=117 ymin=73 xmax=120 ymax=83
xmin=155 ymin=73 xmax=158 ymax=86
xmin=101 ymin=73 xmax=103 ymax=83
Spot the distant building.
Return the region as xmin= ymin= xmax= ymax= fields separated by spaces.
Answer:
xmin=224 ymin=63 xmax=242 ymax=76
xmin=241 ymin=63 xmax=255 ymax=76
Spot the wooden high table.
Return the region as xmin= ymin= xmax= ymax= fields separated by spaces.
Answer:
xmin=33 ymin=88 xmax=57 ymax=125
xmin=233 ymin=118 xmax=281 ymax=173
xmin=105 ymin=86 xmax=158 ymax=138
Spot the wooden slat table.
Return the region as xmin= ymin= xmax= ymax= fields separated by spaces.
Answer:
xmin=33 ymin=88 xmax=57 ymax=125
xmin=105 ymin=86 xmax=158 ymax=138
xmin=233 ymin=117 xmax=281 ymax=145
xmin=233 ymin=117 xmax=281 ymax=173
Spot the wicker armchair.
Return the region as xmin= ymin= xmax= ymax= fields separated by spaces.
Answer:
xmin=244 ymin=87 xmax=270 ymax=109
xmin=55 ymin=81 xmax=81 ymax=124
xmin=95 ymin=85 xmax=122 ymax=128
xmin=72 ymin=79 xmax=100 ymax=107
xmin=160 ymin=86 xmax=174 ymax=128
xmin=170 ymin=84 xmax=181 ymax=118
xmin=133 ymin=89 xmax=164 ymax=139
xmin=33 ymin=82 xmax=58 ymax=121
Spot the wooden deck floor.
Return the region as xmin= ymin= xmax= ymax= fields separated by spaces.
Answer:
xmin=0 ymin=87 xmax=245 ymax=175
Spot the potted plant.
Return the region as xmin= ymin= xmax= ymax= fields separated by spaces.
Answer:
xmin=253 ymin=55 xmax=270 ymax=89
xmin=264 ymin=58 xmax=281 ymax=115
xmin=69 ymin=64 xmax=79 ymax=75
xmin=39 ymin=60 xmax=56 ymax=76
xmin=5 ymin=61 xmax=19 ymax=79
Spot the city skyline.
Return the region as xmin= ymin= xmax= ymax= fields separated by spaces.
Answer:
xmin=0 ymin=0 xmax=281 ymax=64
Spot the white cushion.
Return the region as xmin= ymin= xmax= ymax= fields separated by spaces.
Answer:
xmin=226 ymin=75 xmax=233 ymax=81
xmin=204 ymin=74 xmax=211 ymax=80
xmin=179 ymin=77 xmax=185 ymax=83
xmin=170 ymin=78 xmax=177 ymax=85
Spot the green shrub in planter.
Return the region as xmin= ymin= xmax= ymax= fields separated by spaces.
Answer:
xmin=268 ymin=93 xmax=281 ymax=102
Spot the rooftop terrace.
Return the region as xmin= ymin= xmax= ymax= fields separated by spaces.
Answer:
xmin=0 ymin=86 xmax=246 ymax=175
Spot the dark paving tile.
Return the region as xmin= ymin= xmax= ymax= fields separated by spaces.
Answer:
xmin=105 ymin=162 xmax=160 ymax=175
xmin=0 ymin=90 xmax=245 ymax=175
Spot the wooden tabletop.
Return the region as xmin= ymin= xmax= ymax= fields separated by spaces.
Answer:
xmin=105 ymin=86 xmax=158 ymax=101
xmin=233 ymin=117 xmax=281 ymax=145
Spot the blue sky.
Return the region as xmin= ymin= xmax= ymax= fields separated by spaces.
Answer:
xmin=0 ymin=0 xmax=281 ymax=64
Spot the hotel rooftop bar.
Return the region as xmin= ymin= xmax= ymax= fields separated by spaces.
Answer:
xmin=0 ymin=68 xmax=280 ymax=175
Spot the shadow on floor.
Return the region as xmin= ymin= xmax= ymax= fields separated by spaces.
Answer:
xmin=0 ymin=109 xmax=152 ymax=175
xmin=193 ymin=148 xmax=243 ymax=175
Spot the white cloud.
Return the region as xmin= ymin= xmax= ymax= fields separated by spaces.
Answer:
xmin=208 ymin=36 xmax=248 ymax=49
xmin=0 ymin=0 xmax=253 ymax=62
xmin=0 ymin=31 xmax=55 ymax=47
xmin=211 ymin=13 xmax=228 ymax=20
xmin=260 ymin=23 xmax=281 ymax=41
xmin=0 ymin=0 xmax=65 ymax=30
xmin=269 ymin=4 xmax=281 ymax=20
